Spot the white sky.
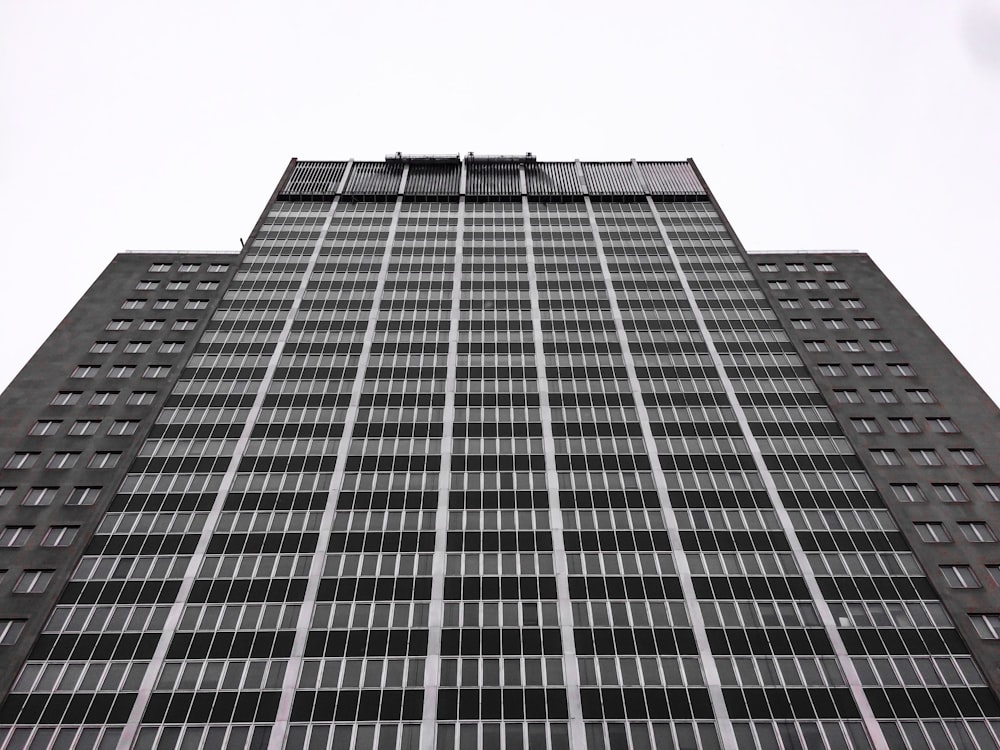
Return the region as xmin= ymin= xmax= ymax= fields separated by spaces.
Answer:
xmin=2 ymin=0 xmax=999 ymax=403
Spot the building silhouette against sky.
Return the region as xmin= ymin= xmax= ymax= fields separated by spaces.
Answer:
xmin=1 ymin=155 xmax=999 ymax=749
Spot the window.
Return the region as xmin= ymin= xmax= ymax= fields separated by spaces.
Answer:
xmin=185 ymin=299 xmax=209 ymax=310
xmin=88 ymin=452 xmax=120 ymax=469
xmin=786 ymin=263 xmax=806 ymax=272
xmin=148 ymin=263 xmax=171 ymax=272
xmin=856 ymin=318 xmax=881 ymax=330
xmin=889 ymin=418 xmax=920 ymax=434
xmin=797 ymin=280 xmax=819 ymax=290
xmin=159 ymin=341 xmax=184 ymax=353
xmin=67 ymin=487 xmax=101 ymax=506
xmin=136 ymin=280 xmax=159 ymax=290
xmin=851 ymin=418 xmax=881 ymax=434
xmin=853 ymin=363 xmax=881 ymax=377
xmin=815 ymin=262 xmax=836 ymax=272
xmin=818 ymin=364 xmax=845 ymax=377
xmin=758 ymin=263 xmax=778 ymax=272
xmin=0 ymin=527 xmax=32 ymax=547
xmin=106 ymin=319 xmax=131 ymax=331
xmin=891 ymin=484 xmax=925 ymax=502
xmin=869 ymin=389 xmax=899 ymax=404
xmin=178 ymin=263 xmax=200 ymax=273
xmin=888 ymin=363 xmax=916 ymax=377
xmin=152 ymin=299 xmax=178 ymax=310
xmin=809 ymin=298 xmax=833 ymax=309
xmin=837 ymin=340 xmax=863 ymax=352
xmin=0 ymin=620 xmax=25 ymax=645
xmin=823 ymin=319 xmax=848 ymax=330
xmin=932 ymin=484 xmax=968 ymax=503
xmin=51 ymin=391 xmax=81 ymax=406
xmin=41 ymin=526 xmax=79 ymax=547
xmin=0 ymin=488 xmax=14 ymax=506
xmin=790 ymin=319 xmax=815 ymax=330
xmin=47 ymin=452 xmax=79 ymax=469
xmin=143 ymin=365 xmax=170 ymax=379
xmin=68 ymin=420 xmax=100 ymax=436
xmin=165 ymin=281 xmax=189 ymax=290
xmin=828 ymin=280 xmax=850 ymax=290
xmin=121 ymin=299 xmax=146 ymax=310
xmin=911 ymin=449 xmax=943 ymax=466
xmin=834 ymin=390 xmax=862 ymax=404
xmin=108 ymin=365 xmax=135 ymax=378
xmin=71 ymin=365 xmax=99 ymax=379
xmin=959 ymin=522 xmax=996 ymax=542
xmin=915 ymin=523 xmax=950 ymax=543
xmin=208 ymin=263 xmax=229 ymax=273
xmin=906 ymin=389 xmax=937 ymax=404
xmin=871 ymin=340 xmax=897 ymax=352
xmin=976 ymin=484 xmax=1000 ymax=502
xmin=89 ymin=391 xmax=119 ymax=406
xmin=951 ymin=449 xmax=984 ymax=466
xmin=778 ymin=299 xmax=802 ymax=309
xmin=90 ymin=341 xmax=115 ymax=354
xmin=768 ymin=280 xmax=790 ymax=290
xmin=197 ymin=281 xmax=219 ymax=291
xmin=124 ymin=341 xmax=150 ymax=354
xmin=5 ymin=453 xmax=38 ymax=469
xmin=29 ymin=421 xmax=61 ymax=436
xmin=803 ymin=340 xmax=828 ymax=352
xmin=870 ymin=449 xmax=902 ymax=466
xmin=22 ymin=488 xmax=57 ymax=507
xmin=940 ymin=566 xmax=980 ymax=589
xmin=14 ymin=570 xmax=54 ymax=594
xmin=927 ymin=418 xmax=959 ymax=434
xmin=108 ymin=420 xmax=139 ymax=436
xmin=840 ymin=298 xmax=864 ymax=309
xmin=139 ymin=320 xmax=165 ymax=331
xmin=127 ymin=392 xmax=156 ymax=406
xmin=172 ymin=320 xmax=197 ymax=331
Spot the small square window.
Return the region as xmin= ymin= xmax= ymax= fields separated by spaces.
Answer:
xmin=41 ymin=526 xmax=79 ymax=547
xmin=172 ymin=320 xmax=197 ymax=331
xmin=834 ymin=390 xmax=862 ymax=404
xmin=121 ymin=299 xmax=146 ymax=310
xmin=108 ymin=420 xmax=139 ymax=436
xmin=124 ymin=341 xmax=151 ymax=354
xmin=197 ymin=281 xmax=219 ymax=291
xmin=185 ymin=299 xmax=209 ymax=310
xmin=818 ymin=364 xmax=845 ymax=377
xmin=809 ymin=298 xmax=833 ymax=309
xmin=207 ymin=264 xmax=229 ymax=273
xmin=915 ymin=523 xmax=950 ymax=543
xmin=51 ymin=391 xmax=82 ymax=406
xmin=827 ymin=280 xmax=850 ymax=290
xmin=165 ymin=281 xmax=189 ymax=290
xmin=127 ymin=392 xmax=156 ymax=406
xmin=870 ymin=390 xmax=899 ymax=404
xmin=797 ymin=280 xmax=819 ymax=290
xmin=870 ymin=340 xmax=897 ymax=352
xmin=975 ymin=484 xmax=1000 ymax=502
xmin=840 ymin=298 xmax=864 ymax=309
xmin=888 ymin=363 xmax=916 ymax=377
xmin=158 ymin=341 xmax=184 ymax=354
xmin=911 ymin=449 xmax=943 ymax=466
xmin=143 ymin=365 xmax=170 ymax=379
xmin=768 ymin=280 xmax=789 ymax=290
xmin=14 ymin=570 xmax=54 ymax=594
xmin=871 ymin=449 xmax=902 ymax=466
xmin=148 ymin=263 xmax=171 ymax=273
xmin=778 ymin=299 xmax=802 ymax=309
xmin=856 ymin=318 xmax=881 ymax=330
xmin=837 ymin=340 xmax=863 ymax=352
xmin=88 ymin=452 xmax=121 ymax=469
xmin=89 ymin=391 xmax=119 ymax=406
xmin=5 ymin=453 xmax=39 ymax=470
xmin=927 ymin=418 xmax=959 ymax=434
xmin=106 ymin=319 xmax=131 ymax=331
xmin=851 ymin=418 xmax=881 ymax=434
xmin=139 ymin=320 xmax=165 ymax=331
xmin=889 ymin=418 xmax=920 ymax=434
xmin=932 ymin=484 xmax=968 ymax=503
xmin=29 ymin=421 xmax=61 ymax=436
xmin=0 ymin=488 xmax=15 ymax=506
xmin=941 ymin=565 xmax=980 ymax=589
xmin=959 ymin=522 xmax=996 ymax=542
xmin=758 ymin=263 xmax=779 ymax=272
xmin=71 ymin=365 xmax=99 ymax=379
xmin=178 ymin=263 xmax=201 ymax=273
xmin=790 ymin=319 xmax=815 ymax=330
xmin=0 ymin=620 xmax=25 ymax=645
xmin=67 ymin=487 xmax=101 ymax=506
xmin=906 ymin=389 xmax=937 ymax=404
xmin=68 ymin=420 xmax=100 ymax=436
xmin=0 ymin=527 xmax=33 ymax=547
xmin=803 ymin=340 xmax=828 ymax=352
xmin=951 ymin=449 xmax=984 ymax=466
xmin=108 ymin=365 xmax=135 ymax=379
xmin=22 ymin=487 xmax=58 ymax=507
xmin=786 ymin=263 xmax=806 ymax=272
xmin=823 ymin=319 xmax=848 ymax=330
xmin=47 ymin=452 xmax=80 ymax=469
xmin=891 ymin=484 xmax=925 ymax=502
xmin=90 ymin=341 xmax=116 ymax=354
xmin=136 ymin=280 xmax=159 ymax=290
xmin=853 ymin=363 xmax=881 ymax=377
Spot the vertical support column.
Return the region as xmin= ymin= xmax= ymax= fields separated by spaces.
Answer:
xmin=419 ymin=162 xmax=467 ymax=750
xmin=637 ymin=164 xmax=889 ymax=750
xmin=119 ymin=162 xmax=356 ymax=749
xmin=575 ymin=160 xmax=738 ymax=750
xmin=267 ymin=167 xmax=409 ymax=749
xmin=519 ymin=167 xmax=587 ymax=749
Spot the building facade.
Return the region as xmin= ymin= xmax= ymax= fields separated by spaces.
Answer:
xmin=0 ymin=155 xmax=998 ymax=750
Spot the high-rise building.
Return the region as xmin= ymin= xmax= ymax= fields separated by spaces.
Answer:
xmin=0 ymin=155 xmax=998 ymax=750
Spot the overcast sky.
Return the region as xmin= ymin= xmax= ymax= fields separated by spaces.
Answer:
xmin=2 ymin=0 xmax=999 ymax=403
